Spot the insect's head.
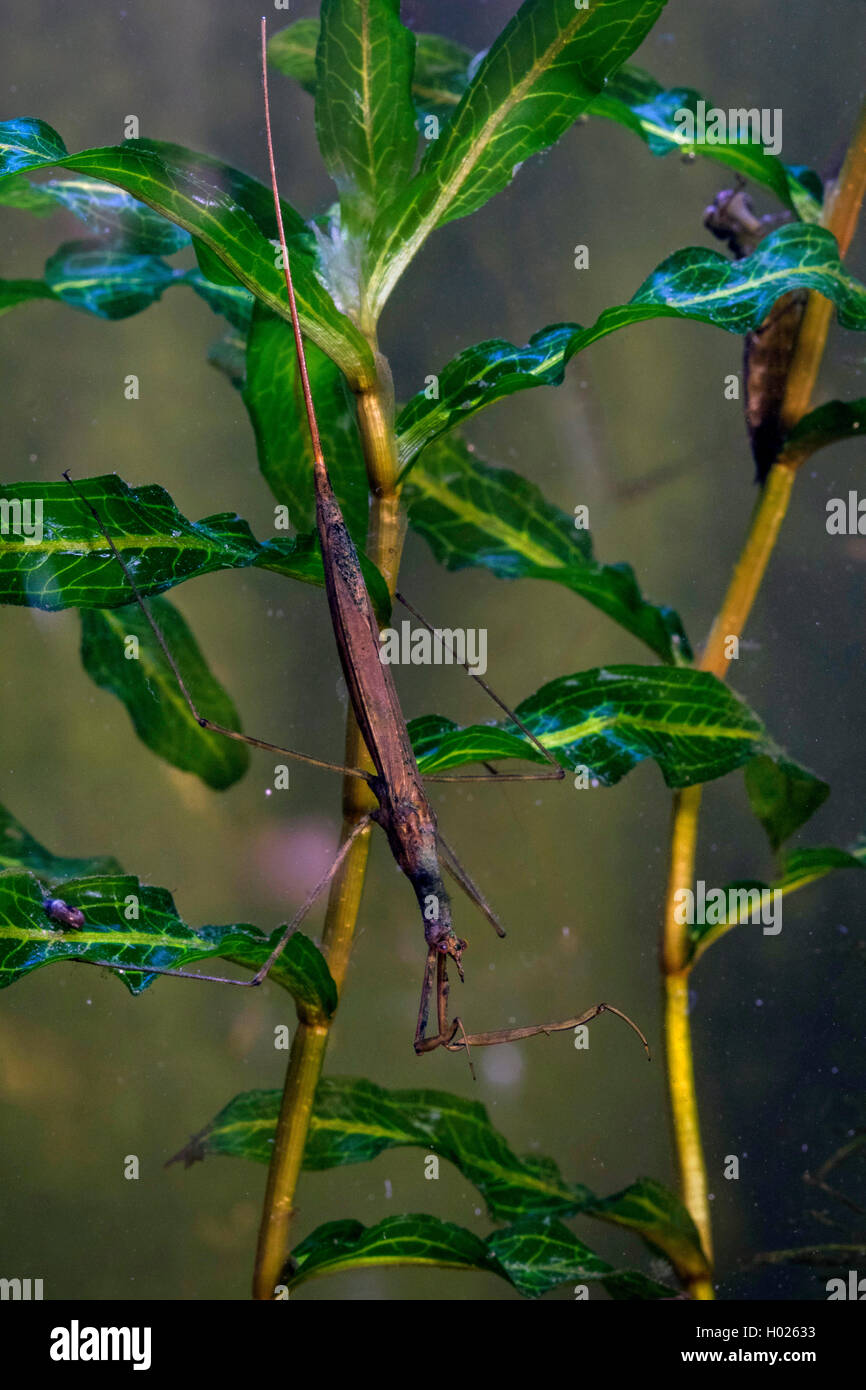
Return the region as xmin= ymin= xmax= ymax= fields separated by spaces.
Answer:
xmin=419 ymin=880 xmax=466 ymax=974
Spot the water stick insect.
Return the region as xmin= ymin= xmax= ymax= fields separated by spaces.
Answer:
xmin=59 ymin=19 xmax=649 ymax=1068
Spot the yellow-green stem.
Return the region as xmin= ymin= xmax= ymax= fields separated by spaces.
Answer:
xmin=660 ymin=93 xmax=866 ymax=1300
xmin=252 ymin=347 xmax=402 ymax=1300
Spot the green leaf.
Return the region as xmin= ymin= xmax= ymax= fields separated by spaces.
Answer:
xmin=588 ymin=66 xmax=821 ymax=219
xmin=0 ymin=120 xmax=374 ymax=383
xmin=485 ymin=1216 xmax=679 ymax=1299
xmin=80 ymin=597 xmax=249 ymax=791
xmin=690 ymin=840 xmax=866 ymax=962
xmin=270 ymin=20 xmax=475 ymax=122
xmin=780 ymin=397 xmax=866 ymax=463
xmin=411 ymin=34 xmax=475 ymax=119
xmin=772 ymin=842 xmax=866 ymax=891
xmin=602 ymin=1268 xmax=684 ymax=1300
xmin=4 ymin=238 xmax=253 ymax=327
xmin=268 ymin=18 xmax=321 ymax=95
xmin=364 ymin=0 xmax=668 ymax=316
xmin=288 ymin=1213 xmax=490 ymax=1285
xmin=174 ymin=1077 xmax=684 ymax=1294
xmin=586 ymin=1177 xmax=710 ymax=1280
xmin=408 ymin=665 xmax=827 ymax=808
xmin=745 ymin=754 xmax=831 ymax=850
xmin=0 ymin=173 xmax=192 ymax=252
xmin=242 ymin=302 xmax=368 ymax=542
xmin=278 ymin=33 xmax=820 ymax=217
xmin=0 ymin=868 xmax=337 ymax=1013
xmin=0 ymin=172 xmax=60 ymax=213
xmin=396 ymin=225 xmax=866 ymax=467
xmin=182 ymin=268 xmax=253 ymax=332
xmin=174 ymin=1076 xmax=589 ymax=1219
xmin=0 ymin=117 xmax=68 ymax=172
xmin=0 ymin=278 xmax=55 ymax=316
xmin=0 ymin=475 xmax=390 ymax=623
xmin=404 ymin=435 xmax=691 ymax=665
xmin=285 ymin=1213 xmax=679 ymax=1298
xmin=192 ymin=235 xmax=242 ymax=286
xmin=315 ymin=0 xmax=417 ymax=232
xmin=43 ymin=238 xmax=178 ymax=319
xmin=0 ymin=803 xmax=121 ymax=881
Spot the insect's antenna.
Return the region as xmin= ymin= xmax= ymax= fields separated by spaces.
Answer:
xmin=61 ymin=469 xmax=204 ymax=724
xmin=260 ymin=15 xmax=324 ymax=471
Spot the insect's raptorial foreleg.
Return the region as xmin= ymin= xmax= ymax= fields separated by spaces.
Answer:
xmin=437 ymin=832 xmax=506 ymax=939
xmin=61 ymin=471 xmax=372 ymax=783
xmin=443 ymin=1002 xmax=651 ymax=1059
xmin=414 ymin=947 xmax=459 ymax=1054
xmin=395 ymin=591 xmax=564 ymax=784
xmin=411 ymin=951 xmax=475 ymax=1078
xmin=72 ymin=814 xmax=373 ymax=988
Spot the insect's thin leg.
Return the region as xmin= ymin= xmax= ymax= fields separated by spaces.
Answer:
xmin=411 ymin=953 xmax=476 ymax=1076
xmin=413 ymin=947 xmax=439 ymax=1052
xmin=450 ymin=1015 xmax=477 ymax=1081
xmin=436 ymin=950 xmax=449 ymax=1036
xmin=72 ymin=958 xmax=254 ymax=986
xmin=73 ymin=814 xmax=373 ymax=988
xmin=395 ymin=591 xmax=564 ymax=784
xmin=435 ymin=956 xmax=476 ymax=1079
xmin=414 ymin=949 xmax=459 ymax=1054
xmin=437 ymin=831 xmax=506 ymax=939
xmin=61 ymin=470 xmax=372 ymax=783
xmin=443 ymin=1001 xmax=651 ymax=1059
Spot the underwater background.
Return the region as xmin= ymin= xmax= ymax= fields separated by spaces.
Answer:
xmin=1 ymin=0 xmax=864 ymax=1299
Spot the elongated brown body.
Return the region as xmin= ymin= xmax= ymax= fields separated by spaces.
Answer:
xmin=312 ymin=456 xmax=464 ymax=967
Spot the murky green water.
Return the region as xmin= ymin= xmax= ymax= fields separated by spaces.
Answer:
xmin=1 ymin=0 xmax=864 ymax=1300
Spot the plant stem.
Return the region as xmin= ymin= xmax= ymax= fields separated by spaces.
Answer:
xmin=252 ymin=346 xmax=402 ymax=1300
xmin=659 ymin=92 xmax=866 ymax=1301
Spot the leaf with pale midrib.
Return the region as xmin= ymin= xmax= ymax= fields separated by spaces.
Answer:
xmin=0 ymin=173 xmax=192 ymax=252
xmin=0 ymin=474 xmax=390 ymax=623
xmin=689 ymin=840 xmax=866 ymax=961
xmin=0 ymin=869 xmax=337 ymax=1013
xmin=176 ymin=1076 xmax=705 ymax=1286
xmin=406 ymin=664 xmax=817 ymax=790
xmin=0 ymin=120 xmax=372 ymax=382
xmin=315 ymin=0 xmax=417 ymax=232
xmin=396 ymin=225 xmax=866 ymax=468
xmin=589 ymin=65 xmax=821 ymax=219
xmin=285 ymin=1212 xmax=680 ymax=1298
xmin=4 ymin=242 xmax=254 ymax=327
xmin=175 ymin=1077 xmax=588 ymax=1220
xmin=269 ymin=22 xmax=821 ymax=216
xmin=404 ymin=434 xmax=691 ymax=665
xmin=364 ymin=0 xmax=668 ymax=317
xmin=269 ymin=19 xmax=475 ymax=121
